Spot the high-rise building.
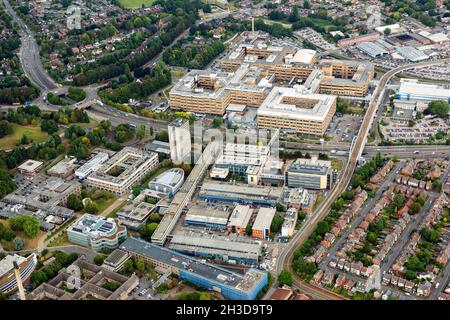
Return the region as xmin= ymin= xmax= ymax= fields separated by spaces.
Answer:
xmin=168 ymin=118 xmax=191 ymax=164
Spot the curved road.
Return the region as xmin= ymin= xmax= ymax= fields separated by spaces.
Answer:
xmin=2 ymin=0 xmax=57 ymax=91
xmin=272 ymin=57 xmax=450 ymax=300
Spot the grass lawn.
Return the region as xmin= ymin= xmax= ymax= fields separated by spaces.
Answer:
xmin=95 ymin=196 xmax=118 ymax=214
xmin=118 ymin=0 xmax=154 ymax=8
xmin=313 ymin=194 xmax=325 ymax=212
xmin=48 ymin=231 xmax=70 ymax=247
xmin=331 ymin=159 xmax=343 ymax=171
xmin=0 ymin=124 xmax=48 ymax=150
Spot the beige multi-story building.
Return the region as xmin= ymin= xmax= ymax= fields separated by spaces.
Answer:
xmin=318 ymin=60 xmax=373 ymax=97
xmin=87 ymin=147 xmax=159 ymax=195
xmin=169 ymin=31 xmax=373 ymax=115
xmin=257 ymin=86 xmax=336 ymax=136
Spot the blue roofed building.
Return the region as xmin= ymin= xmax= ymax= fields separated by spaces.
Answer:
xmin=119 ymin=237 xmax=268 ymax=300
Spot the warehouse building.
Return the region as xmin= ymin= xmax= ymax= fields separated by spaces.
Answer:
xmin=184 ymin=207 xmax=231 ymax=229
xmin=395 ymin=46 xmax=429 ymax=62
xmin=227 ymin=205 xmax=253 ymax=235
xmin=257 ymin=86 xmax=336 ymax=136
xmin=396 ymin=79 xmax=450 ymax=104
xmin=119 ymin=237 xmax=268 ymax=300
xmin=87 ymin=147 xmax=159 ymax=195
xmin=169 ymin=232 xmax=262 ymax=264
xmin=356 ymin=42 xmax=389 ymax=58
xmin=252 ymin=207 xmax=276 ymax=240
xmin=67 ymin=214 xmax=127 ymax=251
xmin=199 ymin=182 xmax=282 ymax=205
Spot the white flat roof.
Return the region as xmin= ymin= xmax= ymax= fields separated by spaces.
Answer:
xmin=257 ymin=86 xmax=336 ymax=121
xmin=398 ymin=80 xmax=450 ymax=99
xmin=292 ymin=49 xmax=317 ymax=64
xmin=18 ymin=159 xmax=43 ymax=171
xmin=253 ymin=207 xmax=276 ymax=231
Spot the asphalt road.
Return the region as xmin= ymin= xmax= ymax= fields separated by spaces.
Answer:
xmin=2 ymin=0 xmax=57 ymax=91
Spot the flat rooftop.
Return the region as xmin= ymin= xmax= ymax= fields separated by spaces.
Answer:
xmin=257 ymin=86 xmax=336 ymax=122
xmin=398 ymin=79 xmax=450 ymax=100
xmin=228 ymin=204 xmax=253 ymax=228
xmin=252 ymin=207 xmax=276 ymax=231
xmin=169 ymin=232 xmax=261 ymax=261
xmin=17 ymin=159 xmax=43 ymax=172
xmin=119 ymin=237 xmax=266 ymax=293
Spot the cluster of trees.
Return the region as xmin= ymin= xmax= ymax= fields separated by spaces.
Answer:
xmin=0 ymin=86 xmax=39 ymax=105
xmin=30 ymin=251 xmax=79 ymax=288
xmin=179 ymin=291 xmax=214 ymax=300
xmin=254 ymin=18 xmax=292 ymax=38
xmin=72 ymin=5 xmax=196 ymax=87
xmin=351 ymin=153 xmax=385 ymax=188
xmin=0 ymin=167 xmax=16 ymax=198
xmin=3 ymin=134 xmax=64 ymax=169
xmin=8 ymin=215 xmax=40 ymax=238
xmin=47 ymin=93 xmax=68 ymax=106
xmin=0 ymin=120 xmax=13 ymax=138
xmin=381 ymin=0 xmax=440 ymax=27
xmin=0 ymin=223 xmax=15 ymax=242
xmin=6 ymin=105 xmax=89 ymax=127
xmin=427 ymin=100 xmax=449 ymax=118
xmin=65 ymin=120 xmax=122 ymax=160
xmin=163 ymin=40 xmax=225 ymax=69
xmin=277 ymin=270 xmax=293 ymax=287
xmin=100 ymin=63 xmax=172 ymax=104
xmin=66 ymin=194 xmax=84 ymax=211
xmin=114 ymin=123 xmax=135 ymax=143
xmin=270 ymin=214 xmax=284 ymax=235
xmin=139 ymin=222 xmax=159 ymax=241
xmin=67 ymin=87 xmax=86 ymax=102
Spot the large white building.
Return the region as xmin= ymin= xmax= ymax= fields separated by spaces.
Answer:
xmin=168 ymin=118 xmax=191 ymax=164
xmin=396 ymin=79 xmax=450 ymax=104
xmin=148 ymin=168 xmax=184 ymax=197
xmin=257 ymin=86 xmax=336 ymax=136
xmin=87 ymin=147 xmax=159 ymax=195
xmin=75 ymin=152 xmax=109 ymax=180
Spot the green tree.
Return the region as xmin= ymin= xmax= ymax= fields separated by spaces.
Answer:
xmin=428 ymin=100 xmax=449 ymax=118
xmin=212 ymin=117 xmax=223 ymax=128
xmin=84 ymin=201 xmax=99 ymax=214
xmin=13 ymin=236 xmax=25 ymax=251
xmin=271 ymin=214 xmax=284 ymax=233
xmin=94 ymin=254 xmax=106 ymax=266
xmin=278 ymin=269 xmax=293 ymax=287
xmin=134 ymin=258 xmax=145 ymax=273
xmin=67 ymin=194 xmax=84 ymax=211
xmin=316 ymin=221 xmax=329 ymax=236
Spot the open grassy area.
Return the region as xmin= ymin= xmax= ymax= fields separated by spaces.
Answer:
xmin=118 ymin=0 xmax=154 ymax=9
xmin=94 ymin=196 xmax=118 ymax=214
xmin=313 ymin=194 xmax=325 ymax=212
xmin=0 ymin=124 xmax=48 ymax=150
xmin=331 ymin=159 xmax=343 ymax=171
xmin=0 ymin=220 xmax=46 ymax=250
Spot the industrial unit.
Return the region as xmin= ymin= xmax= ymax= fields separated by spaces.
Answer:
xmin=119 ymin=237 xmax=268 ymax=300
xmin=252 ymin=207 xmax=276 ymax=240
xmin=184 ymin=206 xmax=231 ymax=229
xmin=169 ymin=232 xmax=262 ymax=264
